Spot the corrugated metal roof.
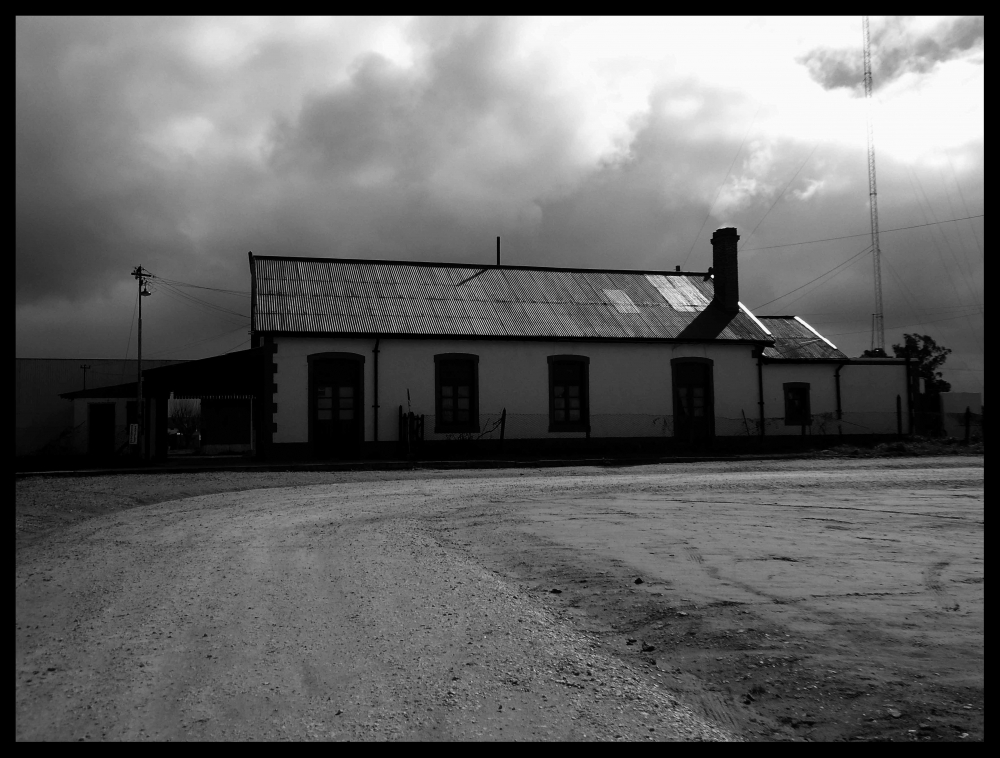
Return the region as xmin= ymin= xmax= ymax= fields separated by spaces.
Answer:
xmin=758 ymin=316 xmax=848 ymax=360
xmin=251 ymin=256 xmax=772 ymax=342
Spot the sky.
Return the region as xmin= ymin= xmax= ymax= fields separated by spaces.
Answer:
xmin=16 ymin=16 xmax=984 ymax=394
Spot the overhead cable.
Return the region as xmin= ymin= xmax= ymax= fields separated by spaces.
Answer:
xmin=751 ymin=243 xmax=872 ymax=311
xmin=740 ymin=214 xmax=983 ymax=252
xmin=680 ymin=106 xmax=759 ymax=268
xmin=739 ymin=144 xmax=819 ymax=252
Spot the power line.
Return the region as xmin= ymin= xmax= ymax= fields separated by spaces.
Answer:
xmin=801 ymin=303 xmax=982 ymax=319
xmin=751 ymin=242 xmax=872 ymax=311
xmin=906 ymin=167 xmax=979 ymax=312
xmin=936 ymin=165 xmax=982 ymax=310
xmin=904 ymin=166 xmax=984 ymax=357
xmin=152 ymin=287 xmax=248 ymax=328
xmin=768 ymin=248 xmax=872 ymax=314
xmin=680 ymin=106 xmax=759 ymax=268
xmin=740 ymin=214 xmax=983 ymax=252
xmin=150 ymin=280 xmax=249 ymax=323
xmin=224 ymin=338 xmax=251 ymax=354
xmin=825 ymin=310 xmax=983 ymax=336
xmin=153 ymin=280 xmax=248 ymax=317
xmin=119 ymin=289 xmax=139 ymax=384
xmin=739 ymin=143 xmax=818 ymax=252
xmin=945 ymin=154 xmax=984 ymax=263
xmin=144 ymin=324 xmax=249 ymax=359
xmin=151 ymin=275 xmax=248 ymax=297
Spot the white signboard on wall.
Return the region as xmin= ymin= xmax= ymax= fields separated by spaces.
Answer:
xmin=129 ymin=424 xmax=138 ymax=445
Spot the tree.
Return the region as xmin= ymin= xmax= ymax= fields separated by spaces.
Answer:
xmin=169 ymin=399 xmax=201 ymax=448
xmin=892 ymin=333 xmax=952 ymax=395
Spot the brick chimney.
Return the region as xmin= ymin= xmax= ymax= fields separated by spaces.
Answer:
xmin=711 ymin=227 xmax=740 ymax=313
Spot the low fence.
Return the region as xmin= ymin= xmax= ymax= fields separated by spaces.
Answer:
xmin=924 ymin=409 xmax=983 ymax=442
xmin=398 ymin=408 xmax=923 ymax=445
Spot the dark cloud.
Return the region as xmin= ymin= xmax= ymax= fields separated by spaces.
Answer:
xmin=15 ymin=17 xmax=982 ymax=390
xmin=798 ymin=16 xmax=983 ymax=93
xmin=261 ymin=17 xmax=602 ymax=264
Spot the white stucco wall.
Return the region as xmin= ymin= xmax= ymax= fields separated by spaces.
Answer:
xmin=839 ymin=362 xmax=909 ymax=434
xmin=271 ymin=337 xmax=763 ymax=443
xmin=760 ymin=363 xmax=841 ymax=436
xmin=760 ymin=361 xmax=909 ymax=436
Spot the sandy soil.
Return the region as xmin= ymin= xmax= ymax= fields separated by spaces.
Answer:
xmin=15 ymin=457 xmax=983 ymax=741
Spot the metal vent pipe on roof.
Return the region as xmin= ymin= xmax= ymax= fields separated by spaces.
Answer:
xmin=497 ymin=236 xmax=501 ymax=266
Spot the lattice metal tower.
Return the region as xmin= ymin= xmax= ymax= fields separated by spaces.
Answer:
xmin=863 ymin=16 xmax=885 ymax=354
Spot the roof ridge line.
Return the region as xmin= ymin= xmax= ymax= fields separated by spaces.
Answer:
xmin=252 ymin=254 xmax=705 ymax=277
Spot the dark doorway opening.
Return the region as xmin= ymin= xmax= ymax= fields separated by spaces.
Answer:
xmin=672 ymin=359 xmax=715 ymax=443
xmin=310 ymin=354 xmax=364 ymax=459
xmin=88 ymin=402 xmax=116 ymax=457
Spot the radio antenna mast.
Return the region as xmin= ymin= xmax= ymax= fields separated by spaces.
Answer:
xmin=863 ymin=16 xmax=885 ymax=355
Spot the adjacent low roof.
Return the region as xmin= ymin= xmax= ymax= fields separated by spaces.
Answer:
xmin=758 ymin=316 xmax=848 ymax=360
xmin=61 ymin=349 xmax=268 ymax=400
xmin=250 ymin=255 xmax=773 ymax=342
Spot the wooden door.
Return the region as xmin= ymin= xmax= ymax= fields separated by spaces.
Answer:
xmin=673 ymin=361 xmax=714 ymax=442
xmin=312 ymin=358 xmax=362 ymax=458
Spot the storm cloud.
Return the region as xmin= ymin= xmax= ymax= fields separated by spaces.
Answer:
xmin=798 ymin=16 xmax=984 ymax=93
xmin=16 ymin=17 xmax=983 ymax=392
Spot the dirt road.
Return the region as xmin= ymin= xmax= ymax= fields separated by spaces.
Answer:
xmin=15 ymin=457 xmax=983 ymax=741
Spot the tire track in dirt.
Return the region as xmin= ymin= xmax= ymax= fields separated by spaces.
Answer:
xmin=685 ymin=546 xmax=779 ymax=605
xmin=16 ymin=486 xmax=739 ymax=742
xmin=924 ymin=561 xmax=959 ymax=612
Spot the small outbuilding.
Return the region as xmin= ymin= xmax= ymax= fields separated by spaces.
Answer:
xmin=757 ymin=316 xmax=911 ymax=436
xmin=60 ymin=348 xmax=270 ymax=460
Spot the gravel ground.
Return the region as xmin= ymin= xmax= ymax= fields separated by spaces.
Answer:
xmin=16 ymin=458 xmax=983 ymax=741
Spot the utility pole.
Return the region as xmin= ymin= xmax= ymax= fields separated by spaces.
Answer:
xmin=131 ymin=266 xmax=152 ymax=458
xmin=80 ymin=364 xmax=91 ymax=391
xmin=863 ymin=16 xmax=886 ymax=355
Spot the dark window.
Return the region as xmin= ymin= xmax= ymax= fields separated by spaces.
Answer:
xmin=435 ymin=354 xmax=479 ymax=433
xmin=784 ymin=382 xmax=811 ymax=425
xmin=548 ymin=356 xmax=589 ymax=432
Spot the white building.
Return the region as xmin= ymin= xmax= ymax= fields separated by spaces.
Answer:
xmin=758 ymin=317 xmax=910 ymax=436
xmin=247 ymin=227 xmax=912 ymax=459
